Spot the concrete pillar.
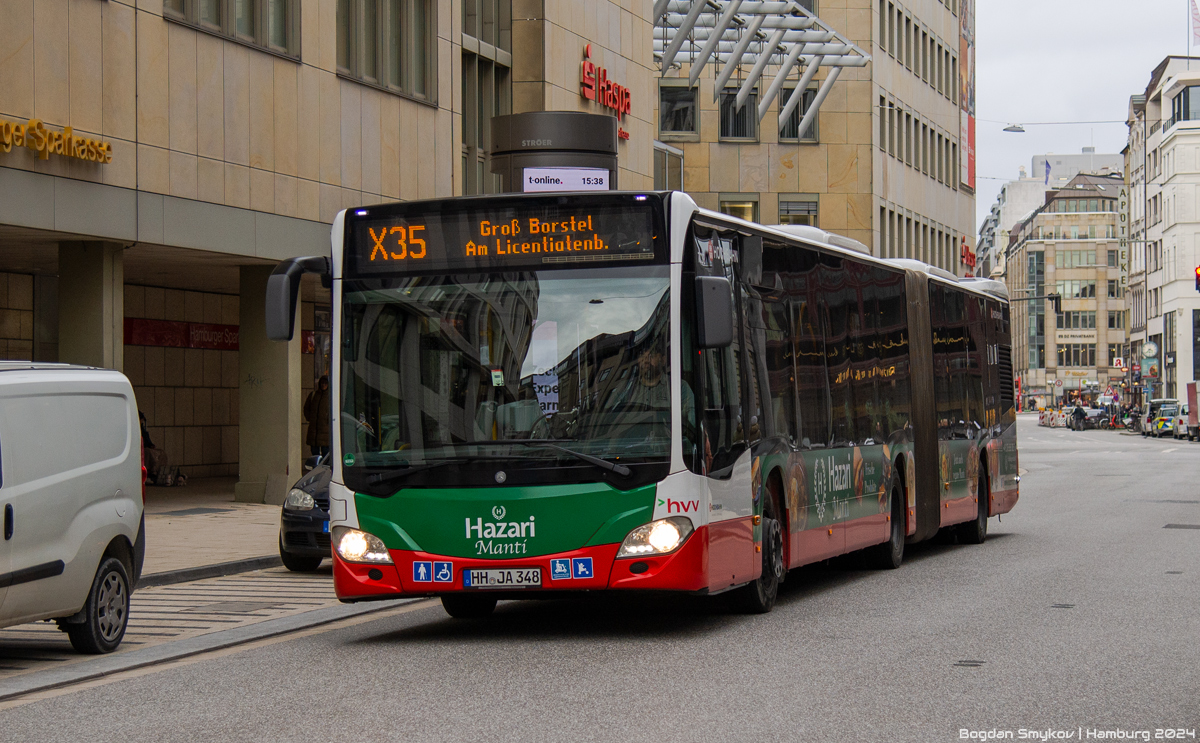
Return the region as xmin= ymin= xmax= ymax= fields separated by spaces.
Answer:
xmin=235 ymin=265 xmax=303 ymax=504
xmin=58 ymin=242 xmax=124 ymax=370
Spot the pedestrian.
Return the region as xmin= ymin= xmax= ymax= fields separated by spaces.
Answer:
xmin=304 ymin=375 xmax=331 ymax=457
xmin=1071 ymin=404 xmax=1085 ymax=431
xmin=139 ymin=411 xmax=174 ymax=485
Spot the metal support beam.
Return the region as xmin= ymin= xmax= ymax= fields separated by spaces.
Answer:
xmin=735 ymin=26 xmax=784 ymax=110
xmin=790 ymin=66 xmax=840 ymax=139
xmin=758 ymin=41 xmax=806 ymax=120
xmin=778 ymin=54 xmax=822 ymax=125
xmin=712 ymin=13 xmax=765 ymax=99
xmin=660 ymin=0 xmax=710 ymax=72
xmin=688 ymin=0 xmax=743 ymax=87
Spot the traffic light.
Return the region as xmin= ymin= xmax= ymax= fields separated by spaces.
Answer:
xmin=1195 ymin=265 xmax=1200 ymax=292
xmin=1049 ymin=293 xmax=1062 ymax=314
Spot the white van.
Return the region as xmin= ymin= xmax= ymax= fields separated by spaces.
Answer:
xmin=0 ymin=362 xmax=144 ymax=653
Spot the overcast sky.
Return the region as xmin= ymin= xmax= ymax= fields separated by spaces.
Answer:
xmin=975 ymin=0 xmax=1193 ymax=234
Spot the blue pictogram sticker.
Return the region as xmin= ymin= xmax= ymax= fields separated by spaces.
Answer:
xmin=413 ymin=561 xmax=432 ymax=582
xmin=550 ymin=559 xmax=570 ymax=580
xmin=571 ymin=557 xmax=593 ymax=579
xmin=433 ymin=561 xmax=453 ymax=583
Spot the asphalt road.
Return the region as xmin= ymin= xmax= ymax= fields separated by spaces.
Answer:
xmin=2 ymin=415 xmax=1198 ymax=742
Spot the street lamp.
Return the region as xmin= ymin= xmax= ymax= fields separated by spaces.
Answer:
xmin=1003 ymin=124 xmax=1026 ymax=133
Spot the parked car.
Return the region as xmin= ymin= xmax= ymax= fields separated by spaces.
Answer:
xmin=0 ymin=362 xmax=145 ymax=653
xmin=1142 ymin=398 xmax=1179 ymax=437
xmin=1173 ymin=404 xmax=1193 ymax=441
xmin=279 ymin=453 xmax=331 ymax=572
xmin=1152 ymin=404 xmax=1179 ymax=438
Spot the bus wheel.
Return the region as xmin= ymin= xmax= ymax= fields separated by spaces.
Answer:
xmin=868 ymin=484 xmax=905 ymax=569
xmin=958 ymin=471 xmax=989 ymax=545
xmin=441 ymin=594 xmax=498 ymax=619
xmin=732 ymin=490 xmax=783 ymax=614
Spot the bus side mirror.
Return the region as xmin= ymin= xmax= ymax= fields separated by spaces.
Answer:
xmin=695 ymin=276 xmax=734 ymax=348
xmin=266 ymin=256 xmax=331 ymax=341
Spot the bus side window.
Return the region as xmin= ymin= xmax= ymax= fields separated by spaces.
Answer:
xmin=794 ymin=298 xmax=830 ymax=448
xmin=821 ymin=255 xmax=857 ymax=447
xmin=699 ymin=271 xmax=745 ymax=476
xmin=739 ymin=281 xmax=765 ymax=444
xmin=760 ymin=298 xmax=797 ymax=445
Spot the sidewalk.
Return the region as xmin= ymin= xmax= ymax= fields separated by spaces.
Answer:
xmin=142 ymin=477 xmax=283 ymax=578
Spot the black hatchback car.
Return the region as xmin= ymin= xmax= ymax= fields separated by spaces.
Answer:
xmin=279 ymin=453 xmax=332 ymax=572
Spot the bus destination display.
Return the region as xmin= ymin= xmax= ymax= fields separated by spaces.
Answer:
xmin=348 ymin=200 xmax=658 ymax=276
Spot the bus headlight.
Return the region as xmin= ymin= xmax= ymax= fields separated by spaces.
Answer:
xmin=333 ymin=526 xmax=393 ymax=564
xmin=283 ymin=488 xmax=315 ymax=511
xmin=616 ymin=517 xmax=694 ymax=558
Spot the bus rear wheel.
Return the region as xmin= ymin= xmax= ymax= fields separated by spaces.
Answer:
xmin=441 ymin=594 xmax=498 ymax=619
xmin=958 ymin=470 xmax=989 ymax=545
xmin=868 ymin=484 xmax=905 ymax=569
xmin=732 ymin=489 xmax=783 ymax=614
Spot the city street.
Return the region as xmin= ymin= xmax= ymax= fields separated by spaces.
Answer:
xmin=0 ymin=415 xmax=1196 ymax=741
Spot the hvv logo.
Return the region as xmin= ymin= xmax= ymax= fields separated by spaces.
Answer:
xmin=663 ymin=498 xmax=700 ymax=514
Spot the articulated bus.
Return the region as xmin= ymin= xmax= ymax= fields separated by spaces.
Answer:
xmin=266 ymin=191 xmax=1019 ymax=617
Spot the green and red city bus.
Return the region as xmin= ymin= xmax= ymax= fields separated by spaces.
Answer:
xmin=266 ymin=191 xmax=1019 ymax=617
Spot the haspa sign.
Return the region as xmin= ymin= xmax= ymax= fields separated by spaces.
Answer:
xmin=580 ymin=44 xmax=631 ymax=140
xmin=960 ymin=237 xmax=976 ymax=270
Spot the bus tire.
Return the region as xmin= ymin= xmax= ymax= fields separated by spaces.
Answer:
xmin=732 ymin=482 xmax=783 ymax=614
xmin=958 ymin=469 xmax=988 ymax=545
xmin=441 ymin=594 xmax=498 ymax=619
xmin=868 ymin=484 xmax=905 ymax=569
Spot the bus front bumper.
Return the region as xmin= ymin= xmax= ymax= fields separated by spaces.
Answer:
xmin=333 ymin=526 xmax=709 ymax=601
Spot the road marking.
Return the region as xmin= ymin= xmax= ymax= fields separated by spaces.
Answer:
xmin=0 ymin=599 xmax=438 ymax=710
xmin=1162 ymin=448 xmax=1178 ymax=453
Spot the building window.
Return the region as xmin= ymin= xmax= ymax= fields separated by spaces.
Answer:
xmin=1056 ymin=311 xmax=1096 ymax=330
xmin=164 ymin=0 xmax=298 ymax=57
xmin=1108 ymin=310 xmax=1124 ymax=329
xmin=1107 ymin=249 xmax=1117 ymax=267
xmin=1107 ymin=279 xmax=1122 ymax=299
xmin=1057 ymin=343 xmax=1096 ymax=368
xmin=719 ymin=90 xmax=757 ymax=140
xmin=1169 ymin=85 xmax=1200 ymax=128
xmin=461 ymin=0 xmax=511 ymax=195
xmin=1055 ymin=279 xmax=1096 ymax=298
xmin=660 ymin=86 xmax=698 ymax=135
xmin=337 ymin=0 xmax=436 ymax=99
xmin=720 ymin=198 xmax=758 ymax=223
xmin=779 ymin=88 xmax=818 ymax=141
xmin=779 ymin=197 xmax=818 ymax=226
xmin=1057 ymin=249 xmax=1096 ymax=268
xmin=654 ymin=143 xmax=684 ymax=190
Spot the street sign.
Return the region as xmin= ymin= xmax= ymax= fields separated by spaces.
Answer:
xmin=1054 ymin=380 xmax=1063 ymax=387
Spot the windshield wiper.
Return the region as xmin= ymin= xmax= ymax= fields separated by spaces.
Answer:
xmin=480 ymin=439 xmax=632 ymax=477
xmin=365 ymin=455 xmax=509 ymax=488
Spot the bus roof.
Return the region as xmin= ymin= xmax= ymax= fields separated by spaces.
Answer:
xmin=688 ymin=198 xmax=1009 ymax=303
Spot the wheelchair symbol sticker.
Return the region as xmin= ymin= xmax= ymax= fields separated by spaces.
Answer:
xmin=550 ymin=559 xmax=570 ymax=580
xmin=433 ymin=562 xmax=453 ymax=583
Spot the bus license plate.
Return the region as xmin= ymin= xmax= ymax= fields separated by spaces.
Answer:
xmin=462 ymin=568 xmax=541 ymax=589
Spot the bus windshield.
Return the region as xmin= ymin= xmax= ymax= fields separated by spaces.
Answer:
xmin=340 ymin=266 xmax=671 ymax=478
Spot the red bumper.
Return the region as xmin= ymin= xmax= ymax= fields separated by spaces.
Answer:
xmin=333 ymin=527 xmax=710 ymax=601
